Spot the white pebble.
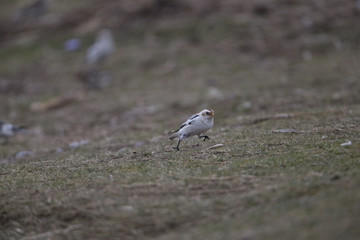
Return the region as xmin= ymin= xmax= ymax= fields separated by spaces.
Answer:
xmin=340 ymin=141 xmax=351 ymax=147
xmin=69 ymin=140 xmax=89 ymax=149
xmin=15 ymin=150 xmax=33 ymax=159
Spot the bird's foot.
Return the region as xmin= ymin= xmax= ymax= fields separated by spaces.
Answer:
xmin=200 ymin=135 xmax=210 ymax=141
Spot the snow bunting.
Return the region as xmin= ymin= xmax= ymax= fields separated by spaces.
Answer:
xmin=86 ymin=29 xmax=115 ymax=65
xmin=169 ymin=109 xmax=215 ymax=150
xmin=0 ymin=120 xmax=26 ymax=143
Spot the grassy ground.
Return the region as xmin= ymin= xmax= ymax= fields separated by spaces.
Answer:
xmin=1 ymin=0 xmax=360 ymax=239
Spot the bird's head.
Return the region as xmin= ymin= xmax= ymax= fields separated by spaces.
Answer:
xmin=201 ymin=109 xmax=215 ymax=118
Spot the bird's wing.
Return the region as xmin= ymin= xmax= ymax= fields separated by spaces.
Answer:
xmin=174 ymin=114 xmax=200 ymax=132
xmin=188 ymin=114 xmax=200 ymax=121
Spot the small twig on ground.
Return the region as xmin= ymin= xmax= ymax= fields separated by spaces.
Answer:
xmin=204 ymin=144 xmax=224 ymax=151
xmin=30 ymin=92 xmax=84 ymax=112
xmin=269 ymin=129 xmax=304 ymax=133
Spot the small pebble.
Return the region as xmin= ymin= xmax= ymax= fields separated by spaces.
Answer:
xmin=121 ymin=205 xmax=135 ymax=212
xmin=69 ymin=140 xmax=89 ymax=149
xmin=340 ymin=141 xmax=351 ymax=147
xmin=56 ymin=148 xmax=63 ymax=153
xmin=64 ymin=38 xmax=82 ymax=51
xmin=206 ymin=87 xmax=224 ymax=100
xmin=15 ymin=150 xmax=33 ymax=159
xmin=134 ymin=141 xmax=145 ymax=147
xmin=118 ymin=147 xmax=127 ymax=152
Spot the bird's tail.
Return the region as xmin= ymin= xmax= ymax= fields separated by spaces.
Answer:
xmin=169 ymin=131 xmax=179 ymax=140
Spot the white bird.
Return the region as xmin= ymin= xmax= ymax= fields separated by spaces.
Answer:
xmin=86 ymin=29 xmax=115 ymax=66
xmin=169 ymin=109 xmax=215 ymax=150
xmin=0 ymin=120 xmax=26 ymax=143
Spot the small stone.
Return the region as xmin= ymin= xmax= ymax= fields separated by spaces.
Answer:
xmin=121 ymin=205 xmax=134 ymax=212
xmin=340 ymin=141 xmax=351 ymax=147
xmin=64 ymin=38 xmax=82 ymax=51
xmin=15 ymin=150 xmax=33 ymax=159
xmin=56 ymin=148 xmax=63 ymax=153
xmin=118 ymin=147 xmax=127 ymax=152
xmin=69 ymin=140 xmax=89 ymax=149
xmin=302 ymin=50 xmax=312 ymax=61
xmin=206 ymin=87 xmax=224 ymax=100
xmin=134 ymin=141 xmax=145 ymax=147
xmin=242 ymin=101 xmax=252 ymax=110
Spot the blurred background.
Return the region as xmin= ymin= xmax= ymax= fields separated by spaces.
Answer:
xmin=1 ymin=0 xmax=360 ymax=155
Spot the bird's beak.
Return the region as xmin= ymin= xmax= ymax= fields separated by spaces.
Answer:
xmin=210 ymin=109 xmax=215 ymax=117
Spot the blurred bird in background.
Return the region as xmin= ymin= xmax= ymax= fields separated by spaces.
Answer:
xmin=86 ymin=29 xmax=116 ymax=66
xmin=76 ymin=29 xmax=115 ymax=90
xmin=0 ymin=120 xmax=26 ymax=143
xmin=169 ymin=109 xmax=215 ymax=150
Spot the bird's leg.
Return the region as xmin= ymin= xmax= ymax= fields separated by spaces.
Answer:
xmin=173 ymin=140 xmax=181 ymax=151
xmin=199 ymin=135 xmax=210 ymax=141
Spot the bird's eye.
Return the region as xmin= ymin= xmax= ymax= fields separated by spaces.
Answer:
xmin=206 ymin=112 xmax=210 ymax=115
